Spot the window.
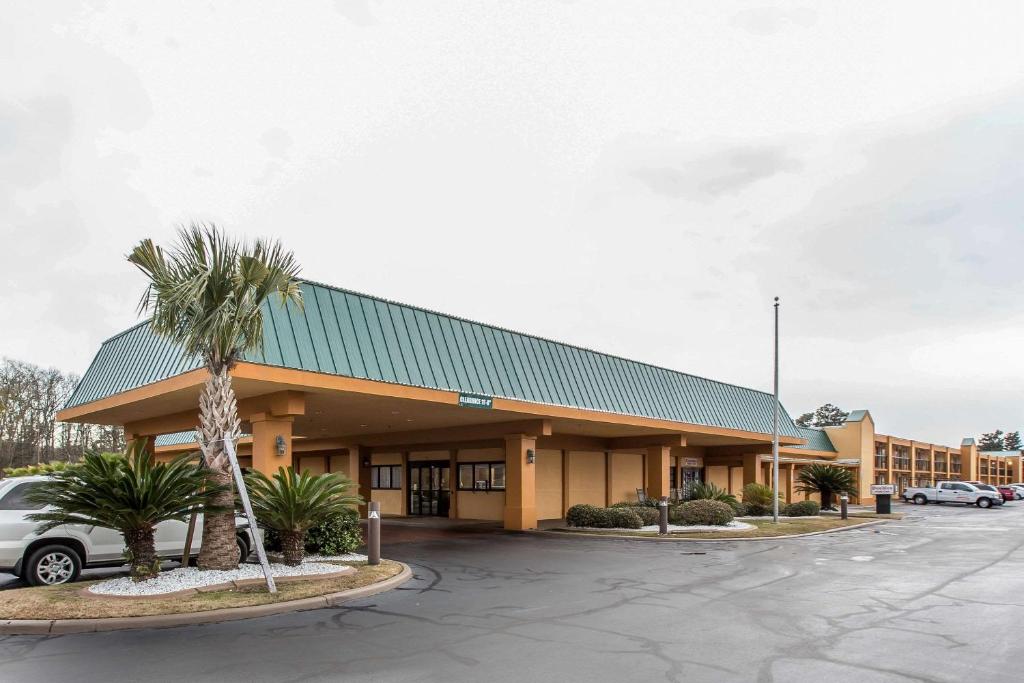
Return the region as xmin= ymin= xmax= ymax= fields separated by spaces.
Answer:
xmin=370 ymin=465 xmax=402 ymax=490
xmin=457 ymin=462 xmax=506 ymax=491
xmin=0 ymin=482 xmax=46 ymax=510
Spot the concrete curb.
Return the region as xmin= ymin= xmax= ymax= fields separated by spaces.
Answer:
xmin=0 ymin=562 xmax=411 ymax=636
xmin=535 ymin=519 xmax=888 ymax=542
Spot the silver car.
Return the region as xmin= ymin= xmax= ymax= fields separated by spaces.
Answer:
xmin=0 ymin=475 xmax=257 ymax=585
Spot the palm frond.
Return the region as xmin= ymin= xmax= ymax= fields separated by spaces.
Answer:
xmin=25 ymin=441 xmax=228 ymax=534
xmin=245 ymin=467 xmax=363 ymax=533
xmin=127 ymin=223 xmax=303 ymax=372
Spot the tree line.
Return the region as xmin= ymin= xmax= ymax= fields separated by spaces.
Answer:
xmin=978 ymin=429 xmax=1022 ymax=452
xmin=0 ymin=358 xmax=124 ymax=469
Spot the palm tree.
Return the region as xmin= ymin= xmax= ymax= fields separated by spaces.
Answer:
xmin=26 ymin=442 xmax=225 ymax=581
xmin=246 ymin=468 xmax=362 ymax=566
xmin=795 ymin=464 xmax=857 ymax=510
xmin=128 ymin=225 xmax=303 ymax=570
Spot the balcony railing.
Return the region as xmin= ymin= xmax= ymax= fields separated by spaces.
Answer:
xmin=893 ymin=458 xmax=911 ymax=471
xmin=874 ymin=456 xmax=888 ymax=469
xmin=915 ymin=460 xmax=930 ymax=471
xmin=950 ymin=464 xmax=961 ymax=474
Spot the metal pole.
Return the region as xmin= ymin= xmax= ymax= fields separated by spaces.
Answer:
xmin=224 ymin=438 xmax=277 ymax=593
xmin=840 ymin=494 xmax=849 ymax=520
xmin=658 ymin=496 xmax=669 ymax=535
xmin=772 ymin=296 xmax=781 ymax=524
xmin=368 ymin=501 xmax=381 ymax=565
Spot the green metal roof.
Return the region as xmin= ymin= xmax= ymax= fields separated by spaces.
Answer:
xmin=155 ymin=431 xmax=200 ymax=447
xmin=791 ymin=427 xmax=836 ymax=452
xmin=155 ymin=431 xmax=247 ymax=447
xmin=67 ymin=281 xmax=802 ymax=439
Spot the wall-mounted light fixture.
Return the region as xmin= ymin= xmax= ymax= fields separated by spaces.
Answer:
xmin=526 ymin=448 xmax=535 ymax=464
xmin=275 ymin=435 xmax=287 ymax=456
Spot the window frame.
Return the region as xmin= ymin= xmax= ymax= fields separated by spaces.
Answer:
xmin=456 ymin=462 xmax=506 ymax=491
xmin=370 ymin=465 xmax=402 ymax=490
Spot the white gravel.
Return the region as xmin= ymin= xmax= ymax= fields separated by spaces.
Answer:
xmin=304 ymin=552 xmax=367 ymax=562
xmin=88 ymin=562 xmax=346 ymax=597
xmin=575 ymin=521 xmax=756 ymax=533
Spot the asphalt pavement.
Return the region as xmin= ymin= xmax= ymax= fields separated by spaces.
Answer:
xmin=1 ymin=503 xmax=1023 ymax=682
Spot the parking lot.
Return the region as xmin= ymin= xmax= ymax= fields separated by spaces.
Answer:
xmin=2 ymin=502 xmax=1023 ymax=682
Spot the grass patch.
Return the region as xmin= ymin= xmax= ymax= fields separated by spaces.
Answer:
xmin=0 ymin=560 xmax=402 ymax=621
xmin=554 ymin=516 xmax=877 ymax=539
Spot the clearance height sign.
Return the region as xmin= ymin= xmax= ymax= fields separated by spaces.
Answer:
xmin=458 ymin=393 xmax=493 ymax=409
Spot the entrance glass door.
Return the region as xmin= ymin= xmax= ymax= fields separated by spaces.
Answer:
xmin=409 ymin=462 xmax=451 ymax=516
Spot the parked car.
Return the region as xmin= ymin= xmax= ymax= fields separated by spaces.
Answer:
xmin=1010 ymin=485 xmax=1024 ymax=500
xmin=901 ymin=481 xmax=1004 ymax=508
xmin=996 ymin=486 xmax=1016 ymax=502
xmin=962 ymin=482 xmax=1010 ymax=503
xmin=0 ymin=475 xmax=259 ymax=586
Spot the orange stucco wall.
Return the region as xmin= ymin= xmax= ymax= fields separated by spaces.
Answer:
xmin=608 ymin=452 xmax=644 ymax=504
xmin=565 ymin=450 xmax=606 ymax=508
xmin=706 ymin=465 xmax=729 ymax=491
xmin=535 ymin=449 xmax=563 ymax=520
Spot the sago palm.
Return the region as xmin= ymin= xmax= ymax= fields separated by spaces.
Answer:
xmin=685 ymin=481 xmax=739 ymax=507
xmin=795 ymin=464 xmax=856 ymax=510
xmin=246 ymin=468 xmax=362 ymax=566
xmin=128 ymin=224 xmax=303 ymax=569
xmin=26 ymin=442 xmax=225 ymax=581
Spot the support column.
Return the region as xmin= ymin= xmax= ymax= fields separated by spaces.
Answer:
xmin=645 ymin=446 xmax=670 ymax=500
xmin=504 ymin=434 xmax=537 ymax=530
xmin=127 ymin=434 xmax=157 ymax=456
xmin=674 ymin=455 xmax=683 ymax=500
xmin=781 ymin=463 xmax=794 ymax=504
xmin=357 ymin=446 xmax=373 ymax=515
xmin=448 ymin=449 xmax=458 ymax=519
xmin=742 ymin=452 xmax=764 ymax=489
xmin=401 ymin=452 xmax=410 ymax=517
xmin=605 ymin=451 xmax=613 ymax=506
xmin=249 ymin=413 xmax=294 ymax=476
xmin=561 ymin=449 xmax=571 ymax=516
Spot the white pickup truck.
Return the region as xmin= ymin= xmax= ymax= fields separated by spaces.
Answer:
xmin=902 ymin=481 xmax=1004 ymax=508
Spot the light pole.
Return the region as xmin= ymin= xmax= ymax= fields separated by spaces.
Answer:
xmin=772 ymin=296 xmax=780 ymax=524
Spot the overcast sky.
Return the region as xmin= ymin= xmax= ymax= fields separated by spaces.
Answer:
xmin=2 ymin=1 xmax=1022 ymax=446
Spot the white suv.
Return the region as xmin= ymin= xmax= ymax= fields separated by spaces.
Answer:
xmin=0 ymin=476 xmax=258 ymax=586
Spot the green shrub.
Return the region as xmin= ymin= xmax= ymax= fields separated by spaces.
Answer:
xmin=263 ymin=508 xmax=363 ymax=555
xmin=784 ymin=500 xmax=820 ymax=517
xmin=730 ymin=500 xmax=748 ymax=516
xmin=678 ymin=499 xmax=734 ymax=526
xmin=566 ymin=504 xmax=642 ymax=529
xmin=566 ymin=504 xmax=604 ymax=528
xmin=743 ymin=482 xmax=785 ymax=515
xmin=604 ymin=507 xmax=643 ymax=529
xmin=304 ymin=508 xmax=363 ymax=554
xmin=685 ymin=482 xmax=739 ymax=507
xmin=633 ymin=506 xmax=660 ymax=526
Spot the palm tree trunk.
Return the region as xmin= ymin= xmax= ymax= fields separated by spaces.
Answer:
xmin=821 ymin=488 xmax=833 ymax=510
xmin=196 ymin=366 xmax=242 ymax=571
xmin=279 ymin=530 xmax=305 ymax=566
xmin=125 ymin=526 xmax=159 ymax=581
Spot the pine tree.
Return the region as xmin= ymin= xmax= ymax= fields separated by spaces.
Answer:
xmin=1003 ymin=431 xmax=1022 ymax=452
xmin=978 ymin=430 xmax=1005 ymax=451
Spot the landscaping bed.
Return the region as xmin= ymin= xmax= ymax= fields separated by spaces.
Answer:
xmin=554 ymin=517 xmax=876 ymax=539
xmin=0 ymin=560 xmax=402 ymax=621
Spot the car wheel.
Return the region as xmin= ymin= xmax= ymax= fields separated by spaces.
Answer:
xmin=977 ymin=497 xmax=992 ymax=509
xmin=236 ymin=535 xmax=250 ymax=564
xmin=24 ymin=545 xmax=82 ymax=586
xmin=913 ymin=494 xmax=927 ymax=505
